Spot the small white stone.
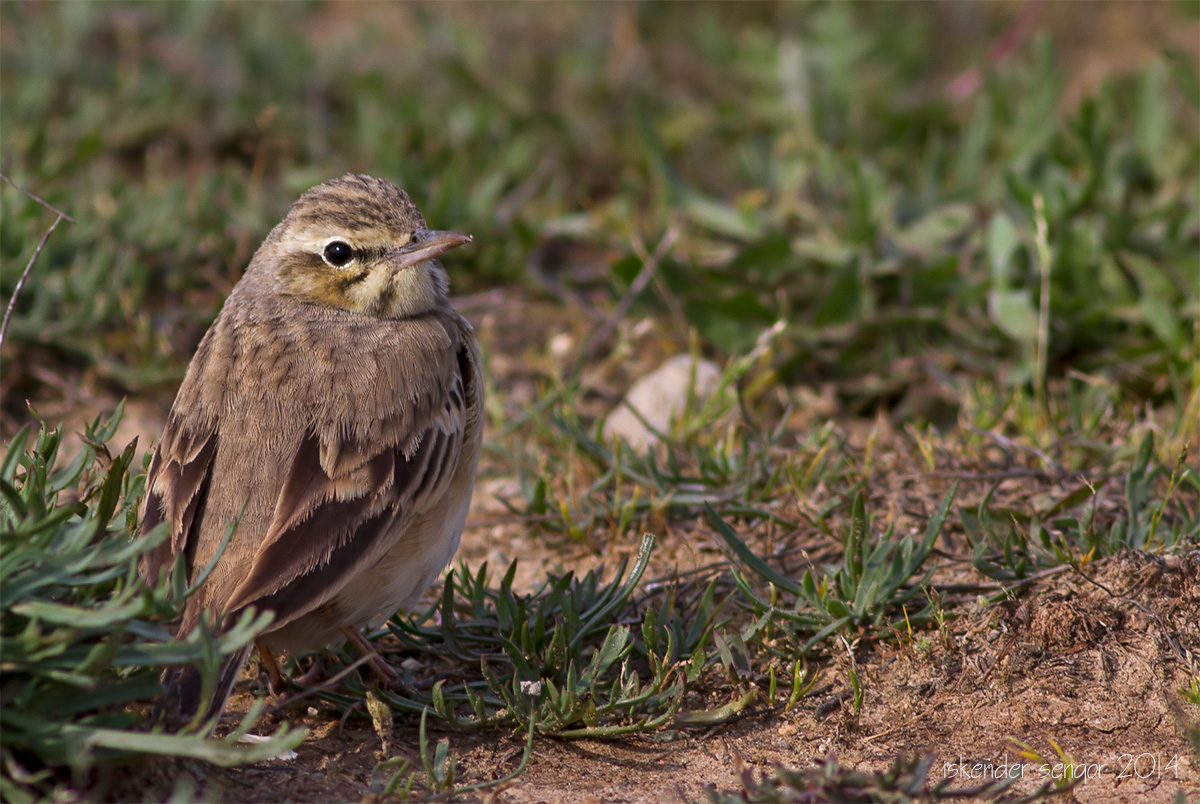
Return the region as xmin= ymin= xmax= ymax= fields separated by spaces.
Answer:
xmin=238 ymin=733 xmax=298 ymax=761
xmin=549 ymin=333 xmax=575 ymax=358
xmin=603 ymin=355 xmax=723 ymax=449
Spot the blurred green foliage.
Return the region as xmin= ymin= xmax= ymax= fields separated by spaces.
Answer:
xmin=0 ymin=408 xmax=301 ymax=802
xmin=2 ymin=3 xmax=1196 ymax=411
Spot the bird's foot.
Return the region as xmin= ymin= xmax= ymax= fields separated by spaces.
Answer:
xmin=255 ymin=640 xmax=288 ymax=696
xmin=340 ymin=625 xmax=423 ymax=697
xmin=294 ymin=653 xmax=329 ymax=688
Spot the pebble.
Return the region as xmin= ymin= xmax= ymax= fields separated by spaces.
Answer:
xmin=602 ymin=354 xmax=722 ymax=449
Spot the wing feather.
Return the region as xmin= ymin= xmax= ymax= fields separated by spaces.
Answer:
xmin=140 ymin=302 xmax=477 ymax=645
xmin=139 ymin=428 xmax=218 ymax=585
xmin=221 ymin=359 xmax=469 ymax=632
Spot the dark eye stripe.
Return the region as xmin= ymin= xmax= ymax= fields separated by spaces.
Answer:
xmin=337 ymin=270 xmax=372 ymax=289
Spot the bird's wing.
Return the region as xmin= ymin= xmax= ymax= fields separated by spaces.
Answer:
xmin=139 ymin=422 xmax=219 ymax=587
xmin=219 ymin=357 xmax=470 ymax=631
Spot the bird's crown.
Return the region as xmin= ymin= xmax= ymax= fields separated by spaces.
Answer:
xmin=256 ymin=174 xmax=470 ymax=319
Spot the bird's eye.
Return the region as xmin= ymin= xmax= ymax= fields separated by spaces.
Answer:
xmin=322 ymin=241 xmax=354 ymax=267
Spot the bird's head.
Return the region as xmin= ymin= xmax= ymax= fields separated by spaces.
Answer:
xmin=256 ymin=174 xmax=471 ymax=318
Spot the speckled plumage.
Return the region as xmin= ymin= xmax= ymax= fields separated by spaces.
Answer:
xmin=140 ymin=174 xmax=482 ymax=725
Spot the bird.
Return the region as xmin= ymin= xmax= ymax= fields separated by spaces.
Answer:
xmin=138 ymin=173 xmax=483 ymax=726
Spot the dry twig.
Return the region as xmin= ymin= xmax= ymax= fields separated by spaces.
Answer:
xmin=0 ymin=174 xmax=75 ymax=350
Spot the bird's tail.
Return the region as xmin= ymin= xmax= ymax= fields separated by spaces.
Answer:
xmin=159 ymin=642 xmax=253 ymax=732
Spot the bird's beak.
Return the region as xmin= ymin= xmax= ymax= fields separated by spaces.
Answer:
xmin=389 ymin=230 xmax=473 ymax=272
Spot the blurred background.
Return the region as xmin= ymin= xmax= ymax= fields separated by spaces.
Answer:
xmin=2 ymin=1 xmax=1197 ymax=435
xmin=4 ymin=7 xmax=1199 ymax=800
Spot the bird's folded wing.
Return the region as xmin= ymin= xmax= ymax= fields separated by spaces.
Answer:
xmin=139 ymin=426 xmax=219 ymax=586
xmin=220 ymin=390 xmax=465 ymax=631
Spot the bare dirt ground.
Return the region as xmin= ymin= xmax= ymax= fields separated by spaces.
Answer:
xmin=130 ymin=528 xmax=1200 ymax=803
xmin=104 ymin=291 xmax=1199 ymax=803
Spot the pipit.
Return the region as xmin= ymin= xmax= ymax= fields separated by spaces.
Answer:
xmin=139 ymin=174 xmax=483 ymax=724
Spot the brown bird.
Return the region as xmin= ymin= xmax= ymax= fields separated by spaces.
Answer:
xmin=139 ymin=174 xmax=483 ymax=725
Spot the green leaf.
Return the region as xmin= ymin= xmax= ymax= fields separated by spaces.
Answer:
xmin=987 ymin=212 xmax=1020 ymax=281
xmin=707 ymin=504 xmax=803 ymax=596
xmin=1 ymin=426 xmax=33 ymax=484
xmin=955 ymin=95 xmax=991 ymax=188
xmin=1139 ymin=294 xmax=1184 ymax=352
xmin=811 ymin=261 xmax=863 ymax=328
xmin=684 ymin=291 xmax=776 ymax=352
xmin=988 ymin=288 xmax=1039 ymax=343
xmin=894 ymin=203 xmax=973 ymax=256
xmin=729 ymin=232 xmax=795 ymax=277
xmin=69 ymin=722 xmax=305 ymax=766
xmin=1134 ymin=60 xmax=1170 ymax=164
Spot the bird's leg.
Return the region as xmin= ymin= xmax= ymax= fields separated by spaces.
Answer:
xmin=255 ymin=640 xmax=287 ymax=695
xmin=294 ymin=652 xmax=330 ymax=687
xmin=340 ymin=626 xmax=401 ymax=686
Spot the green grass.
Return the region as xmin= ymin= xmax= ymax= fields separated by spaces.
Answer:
xmin=0 ymin=410 xmax=301 ymax=803
xmin=3 ymin=3 xmax=1196 ymax=403
xmin=1 ymin=2 xmax=1198 ymax=801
